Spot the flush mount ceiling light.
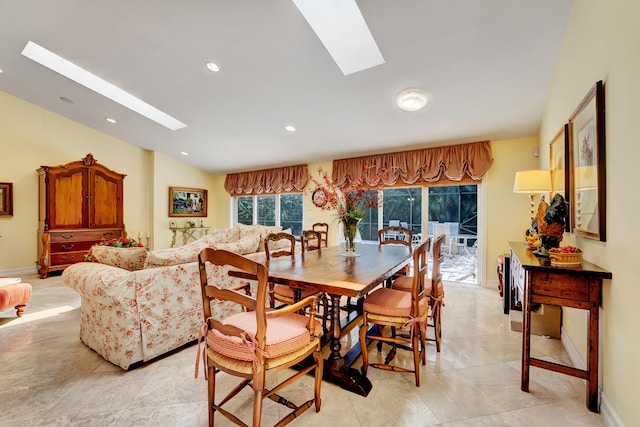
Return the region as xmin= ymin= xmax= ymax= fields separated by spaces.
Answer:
xmin=21 ymin=41 xmax=186 ymax=131
xmin=293 ymin=0 xmax=384 ymax=75
xmin=205 ymin=61 xmax=219 ymax=72
xmin=396 ymin=89 xmax=428 ymax=112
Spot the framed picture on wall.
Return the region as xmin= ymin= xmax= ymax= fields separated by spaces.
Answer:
xmin=568 ymin=80 xmax=606 ymax=241
xmin=549 ymin=124 xmax=570 ymax=231
xmin=0 ymin=182 xmax=13 ymax=216
xmin=169 ymin=187 xmax=208 ymax=217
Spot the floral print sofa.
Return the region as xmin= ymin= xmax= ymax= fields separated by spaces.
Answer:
xmin=62 ymin=224 xmax=287 ymax=369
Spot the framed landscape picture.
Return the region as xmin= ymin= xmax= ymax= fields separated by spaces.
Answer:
xmin=0 ymin=182 xmax=13 ymax=216
xmin=568 ymin=80 xmax=606 ymax=241
xmin=169 ymin=187 xmax=207 ymax=217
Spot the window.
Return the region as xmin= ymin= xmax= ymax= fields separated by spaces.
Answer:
xmin=237 ymin=196 xmax=253 ymax=225
xmin=428 ymin=184 xmax=477 ymax=237
xmin=234 ymin=193 xmax=303 ymax=235
xmin=382 ymin=188 xmax=422 ymax=235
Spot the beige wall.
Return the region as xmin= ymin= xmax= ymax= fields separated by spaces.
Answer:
xmin=0 ymin=91 xmax=151 ymax=271
xmin=484 ymin=137 xmax=541 ymax=281
xmin=151 ymin=151 xmax=216 ymax=249
xmin=0 ymin=91 xmax=219 ymax=270
xmin=539 ymin=0 xmax=639 ymax=424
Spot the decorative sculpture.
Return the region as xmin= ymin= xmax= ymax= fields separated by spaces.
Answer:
xmin=533 ymin=193 xmax=569 ymax=257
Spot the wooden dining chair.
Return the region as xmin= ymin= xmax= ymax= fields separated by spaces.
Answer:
xmin=265 ymin=232 xmax=328 ymax=333
xmin=359 ymin=239 xmax=430 ymax=386
xmin=392 ymin=234 xmax=445 ymax=352
xmin=196 ymin=248 xmax=323 ymax=427
xmin=311 ymin=222 xmax=329 ymax=247
xmin=301 ymin=229 xmax=322 ymax=251
xmin=378 ymin=225 xmax=414 ymax=283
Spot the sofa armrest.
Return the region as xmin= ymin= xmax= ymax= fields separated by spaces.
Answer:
xmin=62 ymin=262 xmax=134 ymax=308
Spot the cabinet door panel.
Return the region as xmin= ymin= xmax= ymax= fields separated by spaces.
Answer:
xmin=50 ymin=168 xmax=89 ymax=228
xmin=90 ymin=169 xmax=123 ymax=228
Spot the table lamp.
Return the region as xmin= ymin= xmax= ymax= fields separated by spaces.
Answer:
xmin=513 ymin=169 xmax=552 ymax=233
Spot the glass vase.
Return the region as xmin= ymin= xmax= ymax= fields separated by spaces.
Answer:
xmin=338 ymin=218 xmax=362 ymax=257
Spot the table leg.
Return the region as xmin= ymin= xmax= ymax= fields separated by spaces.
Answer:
xmin=323 ymin=294 xmax=372 ymax=396
xmin=521 ymin=271 xmax=532 ymax=392
xmin=587 ymin=287 xmax=599 ymax=412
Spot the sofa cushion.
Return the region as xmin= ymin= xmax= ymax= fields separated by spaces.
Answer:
xmin=208 ymin=227 xmax=241 ymax=244
xmin=91 ymin=246 xmax=148 ymax=271
xmin=144 ymin=235 xmax=212 ymax=267
xmin=214 ymin=234 xmax=260 ymax=255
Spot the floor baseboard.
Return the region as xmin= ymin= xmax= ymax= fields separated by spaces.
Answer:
xmin=0 ymin=266 xmax=38 ymax=277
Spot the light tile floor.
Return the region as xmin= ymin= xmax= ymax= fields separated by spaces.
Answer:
xmin=0 ymin=273 xmax=605 ymax=426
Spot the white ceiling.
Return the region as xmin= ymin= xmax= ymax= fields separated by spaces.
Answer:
xmin=0 ymin=0 xmax=572 ymax=174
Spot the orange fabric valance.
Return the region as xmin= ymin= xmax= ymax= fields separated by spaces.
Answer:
xmin=224 ymin=164 xmax=308 ymax=196
xmin=332 ymin=141 xmax=493 ymax=188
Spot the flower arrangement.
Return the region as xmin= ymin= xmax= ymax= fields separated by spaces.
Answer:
xmin=308 ymin=166 xmax=387 ymax=254
xmin=85 ymin=237 xmax=144 ymax=261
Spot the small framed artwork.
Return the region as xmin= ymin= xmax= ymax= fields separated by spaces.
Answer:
xmin=169 ymin=187 xmax=208 ymax=217
xmin=568 ymin=80 xmax=606 ymax=241
xmin=0 ymin=182 xmax=13 ymax=216
xmin=549 ymin=124 xmax=570 ymax=231
xmin=169 ymin=220 xmax=177 ymax=228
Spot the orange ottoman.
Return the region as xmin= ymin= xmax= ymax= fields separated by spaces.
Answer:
xmin=0 ymin=282 xmax=32 ymax=317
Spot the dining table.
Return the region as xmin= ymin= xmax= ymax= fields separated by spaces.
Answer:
xmin=231 ymin=243 xmax=412 ymax=396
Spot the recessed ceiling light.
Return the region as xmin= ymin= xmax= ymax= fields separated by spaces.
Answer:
xmin=284 ymin=125 xmax=296 ymax=132
xmin=396 ymin=89 xmax=428 ymax=112
xmin=205 ymin=62 xmax=220 ymax=72
xmin=180 ymin=151 xmax=188 ymax=156
xmin=21 ymin=41 xmax=187 ymax=131
xmin=105 ymin=117 xmax=116 ymax=123
xmin=0 ymin=68 xmax=3 ymax=73
xmin=59 ymin=96 xmax=74 ymax=104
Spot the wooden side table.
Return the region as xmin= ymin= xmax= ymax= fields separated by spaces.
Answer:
xmin=169 ymin=226 xmax=210 ymax=247
xmin=509 ymin=242 xmax=612 ymax=412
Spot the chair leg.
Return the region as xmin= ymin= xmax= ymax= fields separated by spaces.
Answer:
xmin=252 ymin=370 xmax=266 ymax=427
xmin=433 ymin=302 xmax=442 ymax=352
xmin=268 ymin=282 xmax=275 ymax=308
xmin=208 ymin=365 xmax=215 ymax=427
xmin=412 ymin=327 xmax=421 ymax=387
xmin=359 ymin=318 xmax=369 ymax=375
xmin=313 ymin=348 xmax=323 ymax=412
xmin=321 ymin=294 xmax=329 ymax=335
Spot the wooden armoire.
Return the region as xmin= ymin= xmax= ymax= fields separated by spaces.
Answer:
xmin=37 ymin=153 xmax=126 ymax=278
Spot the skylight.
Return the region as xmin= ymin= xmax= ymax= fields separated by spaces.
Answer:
xmin=21 ymin=41 xmax=186 ymax=131
xmin=293 ymin=0 xmax=385 ymax=75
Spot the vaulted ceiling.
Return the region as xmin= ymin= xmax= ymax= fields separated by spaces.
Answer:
xmin=0 ymin=0 xmax=572 ymax=173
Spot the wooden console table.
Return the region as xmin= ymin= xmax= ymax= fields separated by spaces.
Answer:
xmin=170 ymin=226 xmax=209 ymax=247
xmin=509 ymin=242 xmax=611 ymax=412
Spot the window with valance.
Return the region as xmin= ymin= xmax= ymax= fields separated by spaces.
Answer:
xmin=331 ymin=141 xmax=493 ymax=189
xmin=224 ymin=164 xmax=308 ymax=196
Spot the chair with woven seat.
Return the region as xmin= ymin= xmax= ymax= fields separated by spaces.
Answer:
xmin=301 ymin=229 xmax=323 ymax=252
xmin=266 ymin=232 xmax=329 ymax=333
xmin=266 ymin=232 xmax=318 ymax=308
xmin=378 ymin=225 xmax=414 ymax=284
xmin=392 ymin=234 xmax=445 ymax=352
xmin=311 ymin=222 xmax=328 ymax=248
xmin=359 ymin=239 xmax=430 ymax=386
xmin=196 ymin=248 xmax=323 ymax=427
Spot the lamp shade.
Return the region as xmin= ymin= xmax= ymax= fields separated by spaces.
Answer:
xmin=513 ymin=170 xmax=552 ymax=194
